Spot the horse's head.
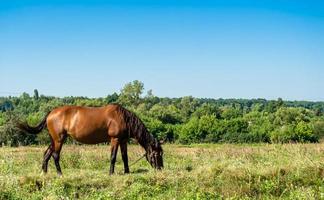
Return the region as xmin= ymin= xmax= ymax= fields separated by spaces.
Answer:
xmin=146 ymin=139 xmax=164 ymax=170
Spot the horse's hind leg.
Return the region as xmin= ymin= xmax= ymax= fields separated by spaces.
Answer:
xmin=52 ymin=133 xmax=67 ymax=176
xmin=42 ymin=143 xmax=54 ymax=173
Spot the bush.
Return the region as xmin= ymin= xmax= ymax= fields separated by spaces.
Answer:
xmin=270 ymin=122 xmax=318 ymax=143
xmin=0 ymin=111 xmax=36 ymax=146
xmin=199 ymin=115 xmax=222 ymax=142
xmin=141 ymin=116 xmax=177 ymax=142
xmin=178 ymin=117 xmax=200 ymax=144
xmin=149 ymin=104 xmax=182 ymax=124
xmin=220 ymin=118 xmax=248 ymax=136
xmin=178 ymin=115 xmax=220 ymax=144
xmin=270 ymin=125 xmax=295 ymax=143
xmin=294 ymin=121 xmax=317 ymax=142
xmin=312 ymin=120 xmax=324 ymax=141
xmin=221 ymin=107 xmax=242 ymax=120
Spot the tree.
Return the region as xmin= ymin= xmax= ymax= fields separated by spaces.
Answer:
xmin=34 ymin=89 xmax=39 ymax=100
xmin=221 ymin=106 xmax=242 ymax=120
xmin=118 ymin=80 xmax=144 ymax=107
xmin=270 ymin=125 xmax=295 ymax=143
xmin=192 ymin=103 xmax=221 ymax=119
xmin=277 ymin=97 xmax=284 ymax=108
xmin=21 ymin=92 xmax=30 ymax=100
xmin=244 ymin=111 xmax=273 ymax=142
xmin=0 ymin=100 xmax=14 ymax=112
xmin=179 ymin=96 xmax=199 ymax=121
xmin=106 ymin=92 xmax=119 ymax=103
xmin=0 ymin=111 xmax=36 ymax=146
xmin=198 ymin=115 xmax=221 ymax=142
xmin=265 ymin=100 xmax=278 ymax=113
xmin=178 ymin=115 xmax=220 ymax=144
xmin=178 ymin=117 xmax=200 ymax=144
xmin=149 ymin=104 xmax=182 ymax=124
xmin=274 ymin=107 xmax=313 ymax=126
xmin=294 ymin=121 xmax=317 ymax=142
xmin=313 ymin=120 xmax=324 ymax=141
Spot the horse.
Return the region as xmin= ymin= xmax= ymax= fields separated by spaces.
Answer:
xmin=18 ymin=104 xmax=164 ymax=175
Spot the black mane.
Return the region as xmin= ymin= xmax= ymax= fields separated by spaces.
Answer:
xmin=115 ymin=104 xmax=156 ymax=151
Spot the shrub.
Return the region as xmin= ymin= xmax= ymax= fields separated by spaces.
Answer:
xmin=270 ymin=122 xmax=318 ymax=143
xmin=312 ymin=120 xmax=324 ymax=140
xmin=178 ymin=117 xmax=200 ymax=144
xmin=0 ymin=111 xmax=36 ymax=146
xmin=293 ymin=121 xmax=317 ymax=142
xmin=149 ymin=104 xmax=182 ymax=124
xmin=270 ymin=125 xmax=295 ymax=143
xmin=178 ymin=115 xmax=221 ymax=144
xmin=221 ymin=107 xmax=242 ymax=120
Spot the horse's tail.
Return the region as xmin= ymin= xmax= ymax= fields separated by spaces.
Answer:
xmin=17 ymin=112 xmax=50 ymax=134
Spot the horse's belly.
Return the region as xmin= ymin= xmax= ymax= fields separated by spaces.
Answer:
xmin=69 ymin=130 xmax=109 ymax=144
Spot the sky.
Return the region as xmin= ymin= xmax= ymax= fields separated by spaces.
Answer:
xmin=0 ymin=0 xmax=324 ymax=101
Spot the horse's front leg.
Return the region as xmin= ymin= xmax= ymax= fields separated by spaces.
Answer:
xmin=109 ymin=138 xmax=119 ymax=175
xmin=120 ymin=142 xmax=129 ymax=174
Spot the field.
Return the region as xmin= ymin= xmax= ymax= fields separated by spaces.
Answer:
xmin=0 ymin=143 xmax=323 ymax=200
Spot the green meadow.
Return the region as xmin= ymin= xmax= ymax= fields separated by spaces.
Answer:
xmin=0 ymin=143 xmax=323 ymax=199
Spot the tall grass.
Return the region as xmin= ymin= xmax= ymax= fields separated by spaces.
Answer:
xmin=0 ymin=143 xmax=323 ymax=199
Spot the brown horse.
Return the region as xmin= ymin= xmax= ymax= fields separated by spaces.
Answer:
xmin=18 ymin=104 xmax=163 ymax=175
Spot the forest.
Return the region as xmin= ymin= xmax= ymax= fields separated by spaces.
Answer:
xmin=0 ymin=80 xmax=324 ymax=146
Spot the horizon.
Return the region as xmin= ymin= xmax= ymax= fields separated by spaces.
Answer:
xmin=1 ymin=0 xmax=324 ymax=101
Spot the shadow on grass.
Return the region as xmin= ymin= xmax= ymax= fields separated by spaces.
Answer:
xmin=131 ymin=168 xmax=149 ymax=174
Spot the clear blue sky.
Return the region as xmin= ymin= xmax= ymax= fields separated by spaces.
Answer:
xmin=1 ymin=0 xmax=324 ymax=101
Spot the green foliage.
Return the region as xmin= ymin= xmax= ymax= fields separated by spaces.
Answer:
xmin=0 ymin=111 xmax=36 ymax=146
xmin=270 ymin=125 xmax=296 ymax=143
xmin=270 ymin=120 xmax=317 ymax=143
xmin=274 ymin=107 xmax=313 ymax=126
xmin=149 ymin=104 xmax=182 ymax=124
xmin=0 ymin=112 xmax=5 ymax=126
xmin=178 ymin=117 xmax=200 ymax=144
xmin=294 ymin=121 xmax=317 ymax=142
xmin=0 ymin=81 xmax=323 ymax=145
xmin=192 ymin=103 xmax=221 ymax=119
xmin=179 ymin=115 xmax=220 ymax=144
xmin=118 ymin=80 xmax=144 ymax=107
xmin=199 ymin=115 xmax=221 ymax=142
xmin=142 ymin=117 xmax=166 ymax=138
xmin=33 ymin=89 xmax=39 ymax=100
xmin=105 ymin=92 xmax=119 ymax=103
xmin=244 ymin=111 xmax=273 ymax=142
xmin=221 ymin=106 xmax=242 ymax=120
xmin=312 ymin=120 xmax=324 ymax=140
xmin=178 ymin=96 xmax=199 ymax=121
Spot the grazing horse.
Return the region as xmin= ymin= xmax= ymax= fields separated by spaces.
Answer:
xmin=18 ymin=104 xmax=164 ymax=175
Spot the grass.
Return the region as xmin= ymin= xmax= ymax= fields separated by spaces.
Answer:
xmin=0 ymin=143 xmax=323 ymax=199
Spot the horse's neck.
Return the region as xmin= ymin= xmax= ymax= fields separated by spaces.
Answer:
xmin=133 ymin=130 xmax=154 ymax=152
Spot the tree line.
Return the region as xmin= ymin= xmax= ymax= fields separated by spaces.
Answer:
xmin=0 ymin=80 xmax=323 ymax=146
